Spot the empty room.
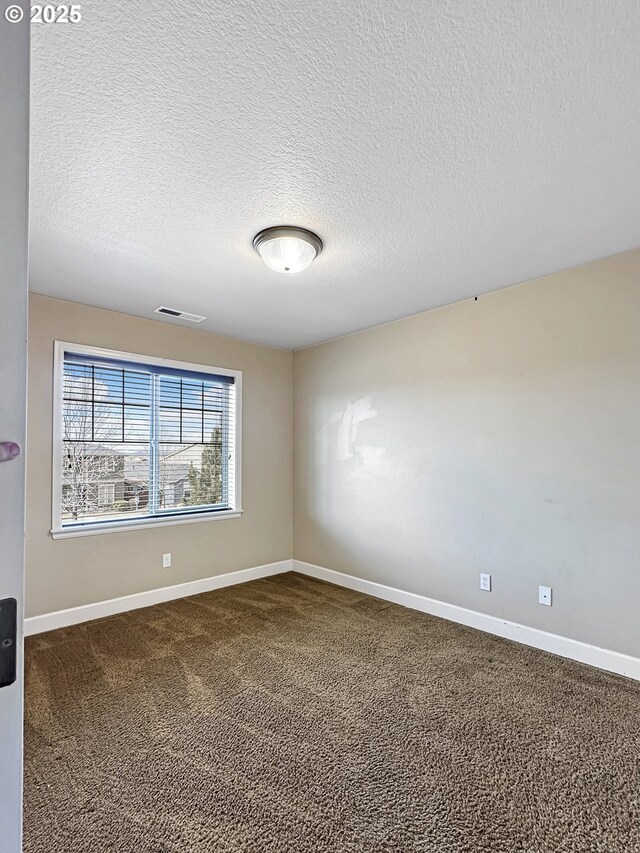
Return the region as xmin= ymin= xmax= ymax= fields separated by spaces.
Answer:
xmin=1 ymin=2 xmax=639 ymax=851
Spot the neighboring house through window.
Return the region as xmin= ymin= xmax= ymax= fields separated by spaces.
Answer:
xmin=52 ymin=342 xmax=242 ymax=537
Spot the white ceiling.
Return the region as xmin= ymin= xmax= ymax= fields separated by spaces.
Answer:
xmin=30 ymin=1 xmax=640 ymax=349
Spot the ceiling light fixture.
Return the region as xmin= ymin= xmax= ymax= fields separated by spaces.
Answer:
xmin=253 ymin=226 xmax=323 ymax=274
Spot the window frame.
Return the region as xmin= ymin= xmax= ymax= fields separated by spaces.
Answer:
xmin=51 ymin=341 xmax=243 ymax=539
xmin=97 ymin=483 xmax=115 ymax=507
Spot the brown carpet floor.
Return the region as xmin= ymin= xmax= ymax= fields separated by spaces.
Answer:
xmin=24 ymin=572 xmax=640 ymax=852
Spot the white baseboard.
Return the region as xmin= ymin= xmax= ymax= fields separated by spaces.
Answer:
xmin=25 ymin=557 xmax=640 ymax=682
xmin=293 ymin=560 xmax=640 ymax=682
xmin=24 ymin=559 xmax=293 ymax=636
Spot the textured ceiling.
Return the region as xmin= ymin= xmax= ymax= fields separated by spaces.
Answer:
xmin=30 ymin=1 xmax=640 ymax=349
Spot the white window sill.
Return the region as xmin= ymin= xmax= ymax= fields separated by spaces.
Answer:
xmin=51 ymin=509 xmax=243 ymax=539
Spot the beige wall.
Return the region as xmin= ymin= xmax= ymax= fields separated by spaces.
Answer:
xmin=27 ymin=252 xmax=640 ymax=658
xmin=293 ymin=251 xmax=640 ymax=657
xmin=26 ymin=295 xmax=293 ymax=618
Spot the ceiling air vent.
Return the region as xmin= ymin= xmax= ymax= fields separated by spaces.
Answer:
xmin=154 ymin=306 xmax=207 ymax=324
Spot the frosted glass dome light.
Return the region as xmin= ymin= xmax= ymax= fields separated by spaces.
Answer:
xmin=253 ymin=226 xmax=323 ymax=274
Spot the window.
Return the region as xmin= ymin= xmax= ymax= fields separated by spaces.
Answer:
xmin=52 ymin=342 xmax=242 ymax=537
xmin=97 ymin=483 xmax=115 ymax=506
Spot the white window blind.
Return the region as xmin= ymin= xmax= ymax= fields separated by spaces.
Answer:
xmin=55 ymin=344 xmax=240 ymax=533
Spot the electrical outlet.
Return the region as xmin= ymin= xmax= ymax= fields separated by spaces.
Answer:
xmin=162 ymin=553 xmax=172 ymax=569
xmin=539 ymin=585 xmax=552 ymax=606
xmin=480 ymin=573 xmax=491 ymax=592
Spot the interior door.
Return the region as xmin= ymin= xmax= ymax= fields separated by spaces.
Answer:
xmin=0 ymin=5 xmax=30 ymax=851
